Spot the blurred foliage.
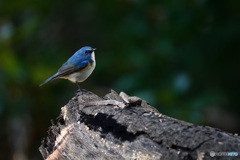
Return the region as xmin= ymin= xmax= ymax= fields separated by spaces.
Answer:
xmin=0 ymin=0 xmax=240 ymax=159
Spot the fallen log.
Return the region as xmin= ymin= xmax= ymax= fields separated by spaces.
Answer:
xmin=39 ymin=89 xmax=240 ymax=160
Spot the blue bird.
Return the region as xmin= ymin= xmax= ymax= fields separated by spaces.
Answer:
xmin=40 ymin=46 xmax=96 ymax=90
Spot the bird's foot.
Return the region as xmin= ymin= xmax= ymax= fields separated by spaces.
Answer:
xmin=75 ymin=82 xmax=84 ymax=92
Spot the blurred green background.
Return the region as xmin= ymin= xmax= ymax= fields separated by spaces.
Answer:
xmin=0 ymin=0 xmax=240 ymax=159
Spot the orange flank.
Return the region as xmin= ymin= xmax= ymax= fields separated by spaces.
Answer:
xmin=77 ymin=61 xmax=91 ymax=73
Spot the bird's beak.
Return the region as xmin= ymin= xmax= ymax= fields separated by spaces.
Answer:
xmin=92 ymin=48 xmax=96 ymax=51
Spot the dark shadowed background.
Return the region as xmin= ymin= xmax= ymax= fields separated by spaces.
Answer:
xmin=0 ymin=0 xmax=240 ymax=159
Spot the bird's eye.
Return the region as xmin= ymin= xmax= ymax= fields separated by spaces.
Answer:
xmin=85 ymin=50 xmax=92 ymax=54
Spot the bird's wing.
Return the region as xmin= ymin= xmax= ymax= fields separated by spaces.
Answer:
xmin=51 ymin=60 xmax=89 ymax=80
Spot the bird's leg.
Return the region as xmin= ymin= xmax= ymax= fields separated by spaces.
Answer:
xmin=75 ymin=82 xmax=82 ymax=91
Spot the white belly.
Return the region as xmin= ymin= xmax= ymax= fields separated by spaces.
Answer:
xmin=63 ymin=52 xmax=96 ymax=83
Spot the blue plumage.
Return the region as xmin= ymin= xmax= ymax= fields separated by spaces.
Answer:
xmin=40 ymin=46 xmax=96 ymax=89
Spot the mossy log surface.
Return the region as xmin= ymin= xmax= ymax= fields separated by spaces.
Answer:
xmin=39 ymin=89 xmax=240 ymax=160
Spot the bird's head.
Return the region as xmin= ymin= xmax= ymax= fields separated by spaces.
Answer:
xmin=78 ymin=46 xmax=96 ymax=58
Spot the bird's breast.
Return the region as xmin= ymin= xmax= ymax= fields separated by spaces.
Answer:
xmin=66 ymin=60 xmax=95 ymax=83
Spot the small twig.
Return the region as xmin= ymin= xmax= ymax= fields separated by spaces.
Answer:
xmin=120 ymin=92 xmax=142 ymax=104
xmin=85 ymin=92 xmax=142 ymax=109
xmin=86 ymin=100 xmax=126 ymax=109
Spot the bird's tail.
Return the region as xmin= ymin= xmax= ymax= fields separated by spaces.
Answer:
xmin=39 ymin=76 xmax=53 ymax=86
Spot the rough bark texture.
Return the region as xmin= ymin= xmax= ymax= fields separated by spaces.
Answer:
xmin=39 ymin=89 xmax=240 ymax=160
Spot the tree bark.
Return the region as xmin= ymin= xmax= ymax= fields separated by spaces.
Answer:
xmin=39 ymin=89 xmax=240 ymax=160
